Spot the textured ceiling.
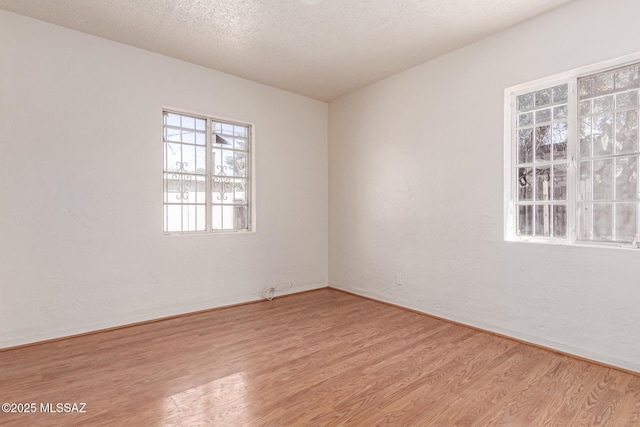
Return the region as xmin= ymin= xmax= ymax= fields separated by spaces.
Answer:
xmin=0 ymin=0 xmax=576 ymax=101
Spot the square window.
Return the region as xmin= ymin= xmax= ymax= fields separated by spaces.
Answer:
xmin=163 ymin=111 xmax=252 ymax=234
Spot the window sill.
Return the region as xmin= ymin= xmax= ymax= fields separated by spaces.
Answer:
xmin=163 ymin=230 xmax=256 ymax=237
xmin=505 ymin=236 xmax=640 ymax=251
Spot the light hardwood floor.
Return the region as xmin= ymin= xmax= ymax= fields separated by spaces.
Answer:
xmin=1 ymin=288 xmax=639 ymax=426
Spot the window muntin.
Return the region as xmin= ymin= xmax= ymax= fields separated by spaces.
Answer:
xmin=506 ymin=58 xmax=640 ymax=248
xmin=163 ymin=111 xmax=252 ymax=234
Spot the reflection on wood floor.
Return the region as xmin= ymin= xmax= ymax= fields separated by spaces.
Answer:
xmin=1 ymin=288 xmax=639 ymax=426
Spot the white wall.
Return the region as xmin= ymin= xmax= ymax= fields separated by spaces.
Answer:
xmin=329 ymin=0 xmax=640 ymax=372
xmin=0 ymin=11 xmax=328 ymax=348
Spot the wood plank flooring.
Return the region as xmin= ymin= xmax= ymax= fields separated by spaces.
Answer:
xmin=1 ymin=288 xmax=638 ymax=426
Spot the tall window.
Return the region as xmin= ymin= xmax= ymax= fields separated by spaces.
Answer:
xmin=514 ymin=84 xmax=569 ymax=238
xmin=163 ymin=110 xmax=252 ymax=234
xmin=505 ymin=58 xmax=640 ymax=248
xmin=577 ymin=67 xmax=639 ymax=243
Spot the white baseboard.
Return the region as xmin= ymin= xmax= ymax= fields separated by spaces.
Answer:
xmin=0 ymin=282 xmax=327 ymax=350
xmin=330 ymin=284 xmax=640 ymax=374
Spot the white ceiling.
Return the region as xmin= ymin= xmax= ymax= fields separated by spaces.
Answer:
xmin=0 ymin=0 xmax=576 ymax=101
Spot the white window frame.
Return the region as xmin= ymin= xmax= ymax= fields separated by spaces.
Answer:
xmin=504 ymin=52 xmax=640 ymax=249
xmin=162 ymin=108 xmax=255 ymax=235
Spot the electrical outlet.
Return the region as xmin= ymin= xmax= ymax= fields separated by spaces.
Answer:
xmin=396 ymin=272 xmax=403 ymax=286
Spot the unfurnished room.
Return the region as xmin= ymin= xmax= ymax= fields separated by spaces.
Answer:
xmin=1 ymin=0 xmax=639 ymax=425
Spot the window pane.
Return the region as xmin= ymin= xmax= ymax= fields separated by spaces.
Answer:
xmin=517 ymin=93 xmax=534 ymax=112
xmin=593 ymin=95 xmax=614 ymax=113
xmin=211 ymin=204 xmax=249 ymax=231
xmin=579 ymin=161 xmax=592 ymax=201
xmin=594 ymin=72 xmax=614 ymax=96
xmin=517 ymin=205 xmax=533 ymax=236
xmin=577 ymin=203 xmax=592 ymax=241
xmin=214 ymin=151 xmax=248 ymax=177
xmin=181 ymin=204 xmax=205 ymax=232
xmin=593 ymin=159 xmax=613 ymax=200
xmin=213 ymin=177 xmax=249 ymax=206
xmin=221 ymin=123 xmax=234 ymax=135
xmin=182 ymin=130 xmax=195 ymax=144
xmin=553 ymin=105 xmax=567 ymax=120
xmin=194 ymin=176 xmax=206 ymax=204
xmin=164 ymin=173 xmax=205 ymax=204
xmin=552 ymin=122 xmax=567 ymax=160
xmin=616 ymin=90 xmax=638 ymax=109
xmin=221 ymin=179 xmax=236 ymax=205
xmin=179 ymin=145 xmax=196 ymax=173
xmin=615 ymin=203 xmax=637 ymax=242
xmin=579 ymin=78 xmax=593 ymax=99
xmin=553 ymin=164 xmax=567 ymax=201
xmin=183 ymin=205 xmax=196 ymax=231
xmin=213 ymin=149 xmax=235 ymax=176
xmin=535 ymin=166 xmax=551 ymax=201
xmin=234 ymin=125 xmax=248 ymax=137
xmin=579 ymin=100 xmax=591 ymax=116
xmin=233 ymin=152 xmax=247 ymax=177
xmin=536 ymin=108 xmax=551 ymax=124
xmin=181 ymin=115 xmax=196 ymax=129
xmin=165 ymin=205 xmax=182 ymax=232
xmin=593 ymin=203 xmax=613 ymax=240
xmin=232 ymin=178 xmax=247 ymax=203
xmin=218 ymin=150 xmax=236 ymax=176
xmin=212 ymin=177 xmax=230 ymax=204
xmin=593 ymin=114 xmax=614 ymax=156
xmin=535 ymin=125 xmax=551 ymax=161
xmin=197 ymin=205 xmax=206 ymax=231
xmin=195 ymin=146 xmax=206 ymax=174
xmin=518 ymin=113 xmax=533 ymax=127
xmin=614 ymin=65 xmax=640 ymax=91
xmin=165 ymin=143 xmax=182 ymax=172
xmin=164 ymin=112 xmax=208 ymax=174
xmin=518 ymin=167 xmax=533 ymax=201
xmin=535 ymin=205 xmax=550 ymax=236
xmin=552 ymin=84 xmax=568 ymax=103
xmin=164 ymin=112 xmax=181 ymax=127
xmin=212 ymin=149 xmax=220 ymax=175
xmin=517 ymin=129 xmax=533 ymax=164
xmin=222 ymin=205 xmax=235 ymax=230
xmin=164 ymin=126 xmax=181 ymax=142
xmin=534 ymin=89 xmax=551 ymax=107
xmin=553 ymin=205 xmax=567 ymax=238
xmin=212 ymin=205 xmax=222 ymax=230
xmin=615 ymin=110 xmax=638 ymax=154
xmin=233 ymin=206 xmax=248 ymax=230
xmin=615 ymin=156 xmax=638 ymax=200
xmin=580 ymin=117 xmax=592 ymax=157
